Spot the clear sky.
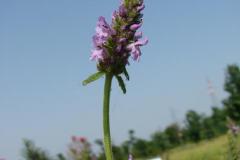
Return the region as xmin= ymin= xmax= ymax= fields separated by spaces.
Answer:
xmin=1 ymin=0 xmax=240 ymax=159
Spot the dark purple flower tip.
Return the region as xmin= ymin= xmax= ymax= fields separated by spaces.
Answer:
xmin=96 ymin=16 xmax=112 ymax=37
xmin=137 ymin=4 xmax=145 ymax=12
xmin=119 ymin=5 xmax=127 ymax=17
xmin=130 ymin=23 xmax=142 ymax=31
xmin=97 ymin=16 xmax=110 ymax=30
xmin=121 ymin=25 xmax=127 ymax=31
xmin=97 ymin=16 xmax=109 ymax=28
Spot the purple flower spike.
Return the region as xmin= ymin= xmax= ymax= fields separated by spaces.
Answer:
xmin=90 ymin=0 xmax=148 ymax=74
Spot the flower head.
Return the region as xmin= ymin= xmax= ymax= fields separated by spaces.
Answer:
xmin=90 ymin=0 xmax=148 ymax=75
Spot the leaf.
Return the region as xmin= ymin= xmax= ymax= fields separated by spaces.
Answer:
xmin=82 ymin=72 xmax=105 ymax=86
xmin=123 ymin=67 xmax=130 ymax=81
xmin=116 ymin=75 xmax=126 ymax=94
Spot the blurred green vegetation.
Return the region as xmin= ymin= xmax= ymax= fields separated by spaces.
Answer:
xmin=21 ymin=64 xmax=240 ymax=160
xmin=162 ymin=134 xmax=240 ymax=160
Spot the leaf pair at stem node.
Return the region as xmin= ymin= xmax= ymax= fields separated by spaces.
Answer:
xmin=82 ymin=69 xmax=130 ymax=94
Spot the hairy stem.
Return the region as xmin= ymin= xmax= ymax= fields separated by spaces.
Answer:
xmin=103 ymin=73 xmax=113 ymax=160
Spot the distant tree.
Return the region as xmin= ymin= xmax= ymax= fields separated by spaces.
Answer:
xmin=151 ymin=131 xmax=171 ymax=152
xmin=95 ymin=139 xmax=104 ymax=153
xmin=57 ymin=154 xmax=67 ymax=160
xmin=112 ymin=144 xmax=127 ymax=160
xmin=185 ymin=110 xmax=203 ymax=142
xmin=164 ymin=123 xmax=182 ymax=147
xmin=22 ymin=139 xmax=67 ymax=160
xmin=211 ymin=107 xmax=227 ymax=135
xmin=22 ymin=139 xmax=51 ymax=160
xmin=128 ymin=129 xmax=136 ymax=153
xmin=132 ymin=139 xmax=155 ymax=158
xmin=200 ymin=116 xmax=215 ymax=139
xmin=94 ymin=139 xmax=105 ymax=160
xmin=121 ymin=141 xmax=131 ymax=158
xmin=223 ymin=64 xmax=240 ymax=121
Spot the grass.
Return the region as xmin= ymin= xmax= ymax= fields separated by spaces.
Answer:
xmin=162 ymin=134 xmax=240 ymax=160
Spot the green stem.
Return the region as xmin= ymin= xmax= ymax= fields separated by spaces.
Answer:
xmin=103 ymin=73 xmax=114 ymax=160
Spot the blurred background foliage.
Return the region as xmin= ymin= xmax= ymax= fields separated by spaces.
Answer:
xmin=21 ymin=64 xmax=240 ymax=160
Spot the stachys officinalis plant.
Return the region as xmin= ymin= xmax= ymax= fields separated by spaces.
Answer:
xmin=83 ymin=0 xmax=148 ymax=159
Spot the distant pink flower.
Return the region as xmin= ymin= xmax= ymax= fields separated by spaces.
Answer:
xmin=79 ymin=137 xmax=86 ymax=143
xmin=72 ymin=136 xmax=77 ymax=142
xmin=128 ymin=154 xmax=133 ymax=160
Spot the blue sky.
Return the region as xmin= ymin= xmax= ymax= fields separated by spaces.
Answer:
xmin=1 ymin=0 xmax=240 ymax=159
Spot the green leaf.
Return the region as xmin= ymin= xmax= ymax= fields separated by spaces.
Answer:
xmin=123 ymin=67 xmax=130 ymax=81
xmin=116 ymin=75 xmax=126 ymax=94
xmin=82 ymin=72 xmax=105 ymax=86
